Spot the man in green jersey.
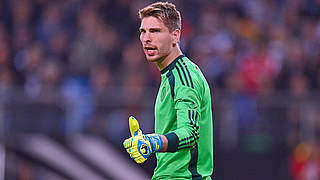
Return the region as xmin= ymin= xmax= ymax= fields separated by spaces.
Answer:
xmin=123 ymin=2 xmax=213 ymax=179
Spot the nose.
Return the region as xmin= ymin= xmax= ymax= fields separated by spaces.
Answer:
xmin=141 ymin=32 xmax=151 ymax=43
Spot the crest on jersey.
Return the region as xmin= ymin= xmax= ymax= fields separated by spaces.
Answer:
xmin=160 ymin=86 xmax=166 ymax=102
xmin=188 ymin=102 xmax=198 ymax=109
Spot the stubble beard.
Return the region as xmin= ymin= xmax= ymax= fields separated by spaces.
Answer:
xmin=145 ymin=50 xmax=168 ymax=64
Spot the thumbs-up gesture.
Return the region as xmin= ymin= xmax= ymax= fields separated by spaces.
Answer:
xmin=129 ymin=115 xmax=142 ymax=137
xmin=123 ymin=116 xmax=163 ymax=164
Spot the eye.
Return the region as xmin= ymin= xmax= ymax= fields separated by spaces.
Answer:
xmin=139 ymin=29 xmax=146 ymax=33
xmin=150 ymin=28 xmax=160 ymax=33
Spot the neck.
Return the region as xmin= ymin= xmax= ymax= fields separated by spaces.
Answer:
xmin=157 ymin=46 xmax=182 ymax=71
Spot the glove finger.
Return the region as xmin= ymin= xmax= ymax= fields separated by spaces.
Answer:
xmin=129 ymin=116 xmax=142 ymax=137
xmin=135 ymin=156 xmax=146 ymax=164
xmin=131 ymin=149 xmax=146 ymax=161
xmin=123 ymin=138 xmax=132 ymax=146
xmin=126 ymin=147 xmax=132 ymax=154
xmin=130 ymin=150 xmax=139 ymax=158
xmin=123 ymin=138 xmax=133 ymax=149
xmin=133 ymin=156 xmax=141 ymax=163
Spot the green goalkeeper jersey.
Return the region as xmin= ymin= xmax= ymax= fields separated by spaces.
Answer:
xmin=153 ymin=55 xmax=213 ymax=180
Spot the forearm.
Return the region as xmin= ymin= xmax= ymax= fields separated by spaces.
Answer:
xmin=159 ymin=135 xmax=168 ymax=152
xmin=159 ymin=129 xmax=198 ymax=153
xmin=160 ymin=121 xmax=199 ymax=153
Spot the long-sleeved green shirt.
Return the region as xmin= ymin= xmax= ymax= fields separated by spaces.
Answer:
xmin=153 ymin=55 xmax=213 ymax=180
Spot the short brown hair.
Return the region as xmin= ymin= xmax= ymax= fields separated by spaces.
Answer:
xmin=138 ymin=2 xmax=181 ymax=32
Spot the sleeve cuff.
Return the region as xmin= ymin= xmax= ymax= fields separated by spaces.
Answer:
xmin=164 ymin=132 xmax=179 ymax=152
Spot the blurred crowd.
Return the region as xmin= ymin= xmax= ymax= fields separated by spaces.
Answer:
xmin=1 ymin=0 xmax=320 ymax=179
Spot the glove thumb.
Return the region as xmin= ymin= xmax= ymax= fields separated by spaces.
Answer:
xmin=129 ymin=116 xmax=142 ymax=137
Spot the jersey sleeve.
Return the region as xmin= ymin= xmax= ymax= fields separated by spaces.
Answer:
xmin=164 ymin=84 xmax=201 ymax=152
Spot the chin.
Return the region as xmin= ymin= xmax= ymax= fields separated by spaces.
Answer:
xmin=145 ymin=55 xmax=160 ymax=62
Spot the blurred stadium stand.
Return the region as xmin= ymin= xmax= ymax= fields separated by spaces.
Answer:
xmin=1 ymin=0 xmax=320 ymax=179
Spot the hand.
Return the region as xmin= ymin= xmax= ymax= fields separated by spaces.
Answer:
xmin=123 ymin=116 xmax=163 ymax=163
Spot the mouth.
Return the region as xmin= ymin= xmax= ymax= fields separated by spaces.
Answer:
xmin=144 ymin=46 xmax=157 ymax=56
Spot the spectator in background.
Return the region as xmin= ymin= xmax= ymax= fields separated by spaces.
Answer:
xmin=35 ymin=60 xmax=65 ymax=135
xmin=47 ymin=31 xmax=70 ymax=63
xmin=0 ymin=23 xmax=11 ymax=69
xmin=37 ymin=60 xmax=64 ymax=101
xmin=0 ymin=69 xmax=14 ymax=97
xmin=119 ymin=39 xmax=158 ymax=86
xmin=36 ymin=3 xmax=63 ymax=45
xmin=239 ymin=40 xmax=278 ymax=95
xmin=61 ymin=72 xmax=93 ymax=135
xmin=10 ymin=0 xmax=33 ymax=32
xmin=89 ymin=64 xmax=112 ymax=97
xmin=290 ymin=141 xmax=320 ymax=180
xmin=10 ymin=0 xmax=34 ymax=55
xmin=285 ymin=72 xmax=311 ymax=148
xmin=0 ymin=0 xmax=319 ymax=178
xmin=277 ymin=39 xmax=311 ymax=91
xmin=17 ymin=43 xmax=44 ymax=98
xmin=223 ymin=70 xmax=259 ymax=142
xmin=87 ymin=63 xmax=113 ymax=135
xmin=68 ymin=3 xmax=118 ymax=75
xmin=289 ymin=73 xmax=310 ymax=98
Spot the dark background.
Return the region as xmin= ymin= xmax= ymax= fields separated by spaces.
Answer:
xmin=0 ymin=0 xmax=320 ymax=179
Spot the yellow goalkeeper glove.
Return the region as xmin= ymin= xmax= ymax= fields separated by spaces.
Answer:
xmin=123 ymin=116 xmax=163 ymax=164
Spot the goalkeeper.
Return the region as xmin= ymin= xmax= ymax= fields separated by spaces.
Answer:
xmin=123 ymin=2 xmax=213 ymax=180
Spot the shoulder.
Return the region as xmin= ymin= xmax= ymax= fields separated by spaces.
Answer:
xmin=175 ymin=56 xmax=203 ymax=88
xmin=166 ymin=56 xmax=204 ymax=98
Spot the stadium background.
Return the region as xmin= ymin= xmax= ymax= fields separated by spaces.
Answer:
xmin=0 ymin=0 xmax=320 ymax=179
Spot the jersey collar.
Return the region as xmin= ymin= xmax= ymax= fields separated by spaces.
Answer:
xmin=160 ymin=54 xmax=185 ymax=75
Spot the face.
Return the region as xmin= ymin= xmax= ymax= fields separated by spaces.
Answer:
xmin=139 ymin=16 xmax=178 ymax=63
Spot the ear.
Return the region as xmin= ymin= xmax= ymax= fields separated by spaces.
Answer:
xmin=172 ymin=29 xmax=181 ymax=45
